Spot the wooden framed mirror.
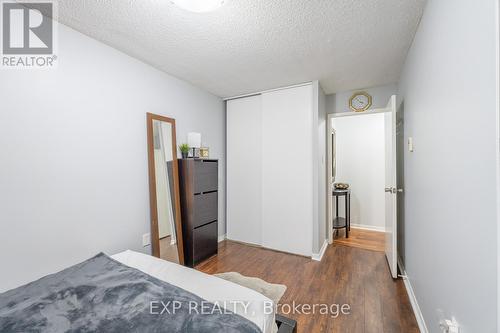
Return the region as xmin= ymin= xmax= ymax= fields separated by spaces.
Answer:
xmin=146 ymin=113 xmax=184 ymax=265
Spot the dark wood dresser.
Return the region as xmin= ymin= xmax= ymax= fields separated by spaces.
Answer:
xmin=178 ymin=159 xmax=218 ymax=267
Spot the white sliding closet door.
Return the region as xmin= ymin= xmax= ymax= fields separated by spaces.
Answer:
xmin=226 ymin=95 xmax=262 ymax=245
xmin=261 ymin=85 xmax=313 ymax=256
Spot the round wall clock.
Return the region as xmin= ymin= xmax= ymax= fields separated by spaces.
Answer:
xmin=349 ymin=91 xmax=372 ymax=112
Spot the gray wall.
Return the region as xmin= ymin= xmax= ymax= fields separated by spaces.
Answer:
xmin=398 ymin=0 xmax=497 ymax=331
xmin=0 ymin=22 xmax=225 ymax=292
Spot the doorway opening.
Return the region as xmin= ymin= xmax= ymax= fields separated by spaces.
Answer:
xmin=327 ymin=96 xmax=400 ymax=278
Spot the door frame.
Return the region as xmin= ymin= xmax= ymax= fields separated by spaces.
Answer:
xmin=326 ymin=107 xmax=391 ymax=244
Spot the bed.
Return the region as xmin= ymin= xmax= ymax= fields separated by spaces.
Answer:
xmin=0 ymin=250 xmax=296 ymax=333
xmin=112 ymin=250 xmax=275 ymax=332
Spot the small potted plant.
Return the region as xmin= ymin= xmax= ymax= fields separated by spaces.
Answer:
xmin=179 ymin=143 xmax=190 ymax=159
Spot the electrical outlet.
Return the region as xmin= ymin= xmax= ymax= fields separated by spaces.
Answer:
xmin=142 ymin=233 xmax=150 ymax=247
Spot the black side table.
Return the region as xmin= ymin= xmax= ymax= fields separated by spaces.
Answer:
xmin=332 ymin=188 xmax=350 ymax=238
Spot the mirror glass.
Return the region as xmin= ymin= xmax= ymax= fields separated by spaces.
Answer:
xmin=148 ymin=116 xmax=183 ymax=264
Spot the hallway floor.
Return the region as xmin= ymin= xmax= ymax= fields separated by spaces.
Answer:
xmin=332 ymin=227 xmax=385 ymax=252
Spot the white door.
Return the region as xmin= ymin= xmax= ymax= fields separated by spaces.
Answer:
xmin=261 ymin=85 xmax=313 ymax=256
xmin=226 ymin=95 xmax=263 ymax=245
xmin=384 ymin=95 xmax=398 ymax=279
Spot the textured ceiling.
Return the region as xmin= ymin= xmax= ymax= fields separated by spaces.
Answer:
xmin=54 ymin=0 xmax=426 ymax=97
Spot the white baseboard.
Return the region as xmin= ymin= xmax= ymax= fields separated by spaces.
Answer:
xmin=311 ymin=239 xmax=328 ymax=261
xmin=398 ymin=258 xmax=428 ymax=333
xmin=350 ymin=223 xmax=386 ymax=232
xmin=218 ymin=234 xmax=226 ymax=243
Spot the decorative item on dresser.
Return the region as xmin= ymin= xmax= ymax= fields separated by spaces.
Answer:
xmin=200 ymin=147 xmax=210 ymax=158
xmin=179 ymin=143 xmax=190 ymax=159
xmin=178 ymin=159 xmax=219 ymax=267
xmin=187 ymin=132 xmax=202 ymax=158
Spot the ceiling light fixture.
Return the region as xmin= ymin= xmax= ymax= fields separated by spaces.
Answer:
xmin=171 ymin=0 xmax=225 ymax=13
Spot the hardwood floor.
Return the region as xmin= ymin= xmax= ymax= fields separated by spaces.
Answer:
xmin=333 ymin=227 xmax=386 ymax=252
xmin=197 ymin=240 xmax=418 ymax=333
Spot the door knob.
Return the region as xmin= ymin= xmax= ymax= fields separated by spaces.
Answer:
xmin=385 ymin=187 xmax=400 ymax=194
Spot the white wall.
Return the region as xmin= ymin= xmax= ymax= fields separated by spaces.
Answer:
xmin=317 ymin=83 xmax=327 ymax=252
xmin=332 ymin=113 xmax=386 ymax=230
xmin=326 ymin=83 xmax=397 ymax=114
xmin=312 ymin=81 xmax=327 ymax=254
xmin=0 ymin=22 xmax=225 ymax=292
xmin=398 ymin=0 xmax=498 ymax=332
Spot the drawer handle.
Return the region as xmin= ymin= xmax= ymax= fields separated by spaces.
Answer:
xmin=202 ymin=190 xmax=217 ymax=194
xmin=194 ymin=220 xmax=218 ymax=229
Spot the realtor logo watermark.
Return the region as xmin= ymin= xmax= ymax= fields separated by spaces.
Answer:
xmin=150 ymin=300 xmax=351 ymax=319
xmin=1 ymin=1 xmax=57 ymax=68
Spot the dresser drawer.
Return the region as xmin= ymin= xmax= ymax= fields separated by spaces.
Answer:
xmin=193 ymin=191 xmax=218 ymax=228
xmin=193 ymin=221 xmax=218 ymax=264
xmin=193 ymin=160 xmax=218 ymax=193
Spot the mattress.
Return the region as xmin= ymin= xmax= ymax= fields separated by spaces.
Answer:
xmin=112 ymin=250 xmax=275 ymax=333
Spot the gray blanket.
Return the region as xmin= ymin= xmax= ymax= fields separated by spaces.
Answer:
xmin=0 ymin=253 xmax=261 ymax=333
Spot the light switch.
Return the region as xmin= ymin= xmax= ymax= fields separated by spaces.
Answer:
xmin=408 ymin=137 xmax=414 ymax=152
